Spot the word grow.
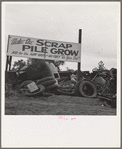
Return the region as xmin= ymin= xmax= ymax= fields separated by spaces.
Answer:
xmin=22 ymin=40 xmax=79 ymax=56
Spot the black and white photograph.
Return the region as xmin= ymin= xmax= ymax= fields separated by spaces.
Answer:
xmin=2 ymin=1 xmax=120 ymax=148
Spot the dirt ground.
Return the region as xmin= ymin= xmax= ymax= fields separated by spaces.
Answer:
xmin=5 ymin=94 xmax=116 ymax=115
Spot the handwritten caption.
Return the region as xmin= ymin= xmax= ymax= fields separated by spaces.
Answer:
xmin=58 ymin=116 xmax=76 ymax=120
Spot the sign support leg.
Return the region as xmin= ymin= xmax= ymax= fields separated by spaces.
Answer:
xmin=5 ymin=35 xmax=11 ymax=71
xmin=6 ymin=56 xmax=9 ymax=71
xmin=77 ymin=29 xmax=82 ymax=81
xmin=9 ymin=56 xmax=12 ymax=71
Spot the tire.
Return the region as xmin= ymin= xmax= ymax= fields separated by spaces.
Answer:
xmin=45 ymin=84 xmax=58 ymax=92
xmin=25 ymin=85 xmax=45 ymax=97
xmin=36 ymin=76 xmax=54 ymax=85
xmin=18 ymin=80 xmax=34 ymax=93
xmin=39 ymin=79 xmax=56 ymax=87
xmin=79 ymin=79 xmax=97 ymax=98
xmin=56 ymin=89 xmax=75 ymax=96
xmin=18 ymin=80 xmax=34 ymax=89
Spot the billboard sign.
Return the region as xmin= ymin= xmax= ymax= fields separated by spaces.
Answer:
xmin=7 ymin=35 xmax=81 ymax=62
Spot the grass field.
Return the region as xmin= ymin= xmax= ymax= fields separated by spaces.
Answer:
xmin=5 ymin=94 xmax=116 ymax=115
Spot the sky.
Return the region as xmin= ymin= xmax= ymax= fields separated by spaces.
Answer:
xmin=3 ymin=2 xmax=120 ymax=71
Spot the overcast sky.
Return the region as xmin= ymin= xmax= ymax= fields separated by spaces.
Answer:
xmin=3 ymin=2 xmax=120 ymax=71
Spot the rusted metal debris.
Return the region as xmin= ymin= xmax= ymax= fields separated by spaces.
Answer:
xmin=5 ymin=67 xmax=117 ymax=108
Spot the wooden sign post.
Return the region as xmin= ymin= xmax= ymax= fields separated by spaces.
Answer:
xmin=77 ymin=29 xmax=82 ymax=81
xmin=6 ymin=35 xmax=11 ymax=71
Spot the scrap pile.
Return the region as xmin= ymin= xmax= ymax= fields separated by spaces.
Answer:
xmin=5 ymin=63 xmax=117 ymax=108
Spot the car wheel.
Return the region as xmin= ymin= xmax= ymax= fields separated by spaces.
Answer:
xmin=18 ymin=80 xmax=34 ymax=93
xmin=25 ymin=85 xmax=45 ymax=97
xmin=79 ymin=79 xmax=97 ymax=97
